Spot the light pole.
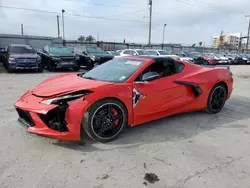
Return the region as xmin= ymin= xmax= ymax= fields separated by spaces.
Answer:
xmin=62 ymin=9 xmax=65 ymax=40
xmin=245 ymin=15 xmax=250 ymax=51
xmin=148 ymin=0 xmax=152 ymax=45
xmin=162 ymin=24 xmax=167 ymax=46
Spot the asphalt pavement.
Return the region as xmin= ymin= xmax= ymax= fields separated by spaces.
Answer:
xmin=0 ymin=64 xmax=250 ymax=188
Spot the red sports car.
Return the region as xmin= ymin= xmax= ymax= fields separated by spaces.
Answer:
xmin=15 ymin=56 xmax=233 ymax=143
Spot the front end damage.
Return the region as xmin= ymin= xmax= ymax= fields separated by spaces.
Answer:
xmin=14 ymin=90 xmax=91 ymax=141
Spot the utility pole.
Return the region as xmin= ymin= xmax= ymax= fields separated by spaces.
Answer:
xmin=245 ymin=15 xmax=250 ymax=51
xmin=162 ymin=24 xmax=167 ymax=46
xmin=57 ymin=15 xmax=60 ymax=38
xmin=148 ymin=0 xmax=152 ymax=45
xmin=21 ymin=23 xmax=24 ymax=36
xmin=62 ymin=9 xmax=65 ymax=40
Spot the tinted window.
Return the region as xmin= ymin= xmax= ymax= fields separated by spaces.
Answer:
xmin=158 ymin=50 xmax=170 ymax=55
xmin=175 ymin=62 xmax=184 ymax=73
xmin=75 ymin=47 xmax=87 ymax=54
xmin=9 ymin=45 xmax=35 ymax=54
xmin=109 ymin=51 xmax=120 ymax=56
xmin=123 ymin=50 xmax=134 ymax=55
xmin=81 ymin=58 xmax=146 ymax=82
xmin=147 ymin=51 xmax=158 ymax=55
xmin=49 ymin=47 xmax=73 ymax=55
xmin=136 ymin=50 xmax=149 ymax=55
xmin=87 ymin=47 xmax=106 ymax=54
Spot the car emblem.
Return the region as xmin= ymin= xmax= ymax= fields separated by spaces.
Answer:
xmin=133 ymin=87 xmax=144 ymax=108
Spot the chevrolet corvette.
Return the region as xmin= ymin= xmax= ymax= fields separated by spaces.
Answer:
xmin=15 ymin=56 xmax=233 ymax=143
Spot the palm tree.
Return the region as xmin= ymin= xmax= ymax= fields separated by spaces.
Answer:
xmin=85 ymin=35 xmax=96 ymax=42
xmin=78 ymin=36 xmax=85 ymax=43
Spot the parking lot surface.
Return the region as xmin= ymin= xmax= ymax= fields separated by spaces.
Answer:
xmin=0 ymin=64 xmax=250 ymax=188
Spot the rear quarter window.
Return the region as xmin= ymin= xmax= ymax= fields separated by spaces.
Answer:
xmin=175 ymin=62 xmax=184 ymax=73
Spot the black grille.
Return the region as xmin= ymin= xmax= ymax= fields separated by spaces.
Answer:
xmin=16 ymin=108 xmax=35 ymax=126
xmin=60 ymin=57 xmax=75 ymax=62
xmin=16 ymin=58 xmax=37 ymax=63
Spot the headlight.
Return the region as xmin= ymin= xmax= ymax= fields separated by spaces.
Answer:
xmin=40 ymin=91 xmax=92 ymax=105
xmin=37 ymin=56 xmax=41 ymax=62
xmin=91 ymin=56 xmax=100 ymax=61
xmin=8 ymin=57 xmax=16 ymax=64
xmin=76 ymin=56 xmax=80 ymax=60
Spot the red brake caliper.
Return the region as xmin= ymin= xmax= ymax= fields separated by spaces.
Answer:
xmin=112 ymin=108 xmax=119 ymax=127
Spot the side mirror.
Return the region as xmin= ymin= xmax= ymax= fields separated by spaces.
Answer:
xmin=141 ymin=72 xmax=160 ymax=82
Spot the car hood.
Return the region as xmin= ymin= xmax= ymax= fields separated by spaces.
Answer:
xmin=10 ymin=53 xmax=39 ymax=58
xmin=31 ymin=73 xmax=113 ymax=97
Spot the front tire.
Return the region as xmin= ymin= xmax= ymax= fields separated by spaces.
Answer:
xmin=205 ymin=84 xmax=227 ymax=114
xmin=82 ymin=99 xmax=127 ymax=143
xmin=86 ymin=60 xmax=94 ymax=70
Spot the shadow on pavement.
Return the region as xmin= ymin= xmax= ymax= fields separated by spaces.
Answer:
xmin=53 ymin=96 xmax=250 ymax=152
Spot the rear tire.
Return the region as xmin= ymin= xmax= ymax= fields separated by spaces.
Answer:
xmin=82 ymin=99 xmax=127 ymax=143
xmin=205 ymin=84 xmax=227 ymax=114
xmin=7 ymin=65 xmax=14 ymax=73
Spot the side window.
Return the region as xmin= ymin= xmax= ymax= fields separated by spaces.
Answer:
xmin=123 ymin=50 xmax=130 ymax=54
xmin=175 ymin=62 xmax=184 ymax=73
xmin=135 ymin=59 xmax=184 ymax=82
xmin=123 ymin=50 xmax=134 ymax=55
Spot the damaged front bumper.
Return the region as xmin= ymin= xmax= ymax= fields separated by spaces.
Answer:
xmin=14 ymin=93 xmax=87 ymax=141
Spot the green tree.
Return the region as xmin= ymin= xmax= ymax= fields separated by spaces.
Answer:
xmin=199 ymin=41 xmax=203 ymax=47
xmin=78 ymin=35 xmax=85 ymax=43
xmin=85 ymin=35 xmax=96 ymax=42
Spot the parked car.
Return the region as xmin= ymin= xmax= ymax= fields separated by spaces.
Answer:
xmin=1 ymin=44 xmax=43 ymax=73
xmin=214 ymin=53 xmax=230 ymax=64
xmin=201 ymin=53 xmax=216 ymax=65
xmin=15 ymin=56 xmax=233 ymax=143
xmin=185 ymin=52 xmax=208 ymax=65
xmin=238 ymin=54 xmax=249 ymax=64
xmin=177 ymin=52 xmax=194 ymax=62
xmin=38 ymin=45 xmax=80 ymax=71
xmin=106 ymin=51 xmax=121 ymax=57
xmin=120 ymin=49 xmax=150 ymax=56
xmin=74 ymin=46 xmax=114 ymax=70
xmin=146 ymin=49 xmax=180 ymax=60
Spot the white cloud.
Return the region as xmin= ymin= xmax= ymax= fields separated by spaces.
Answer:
xmin=0 ymin=0 xmax=250 ymax=45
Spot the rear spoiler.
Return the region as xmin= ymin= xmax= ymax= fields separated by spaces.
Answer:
xmin=202 ymin=65 xmax=230 ymax=70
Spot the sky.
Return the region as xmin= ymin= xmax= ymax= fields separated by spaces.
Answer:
xmin=0 ymin=0 xmax=250 ymax=46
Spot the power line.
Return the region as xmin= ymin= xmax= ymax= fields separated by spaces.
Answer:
xmin=64 ymin=0 xmax=134 ymax=8
xmin=0 ymin=5 xmax=148 ymax=24
xmin=173 ymin=0 xmax=224 ymax=11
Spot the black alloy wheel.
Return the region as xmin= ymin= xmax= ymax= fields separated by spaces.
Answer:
xmin=205 ymin=84 xmax=227 ymax=114
xmin=82 ymin=99 xmax=127 ymax=142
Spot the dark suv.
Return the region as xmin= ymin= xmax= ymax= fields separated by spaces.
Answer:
xmin=1 ymin=44 xmax=43 ymax=73
xmin=39 ymin=45 xmax=80 ymax=71
xmin=74 ymin=46 xmax=114 ymax=70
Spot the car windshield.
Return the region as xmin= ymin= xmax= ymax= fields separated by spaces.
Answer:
xmin=147 ymin=51 xmax=158 ymax=55
xmin=136 ymin=50 xmax=149 ymax=55
xmin=49 ymin=47 xmax=73 ymax=55
xmin=81 ymin=58 xmax=146 ymax=82
xmin=9 ymin=46 xmax=36 ymax=54
xmin=87 ymin=47 xmax=106 ymax=54
xmin=158 ymin=50 xmax=170 ymax=55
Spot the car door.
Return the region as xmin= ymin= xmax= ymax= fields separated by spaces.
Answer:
xmin=132 ymin=62 xmax=188 ymax=125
